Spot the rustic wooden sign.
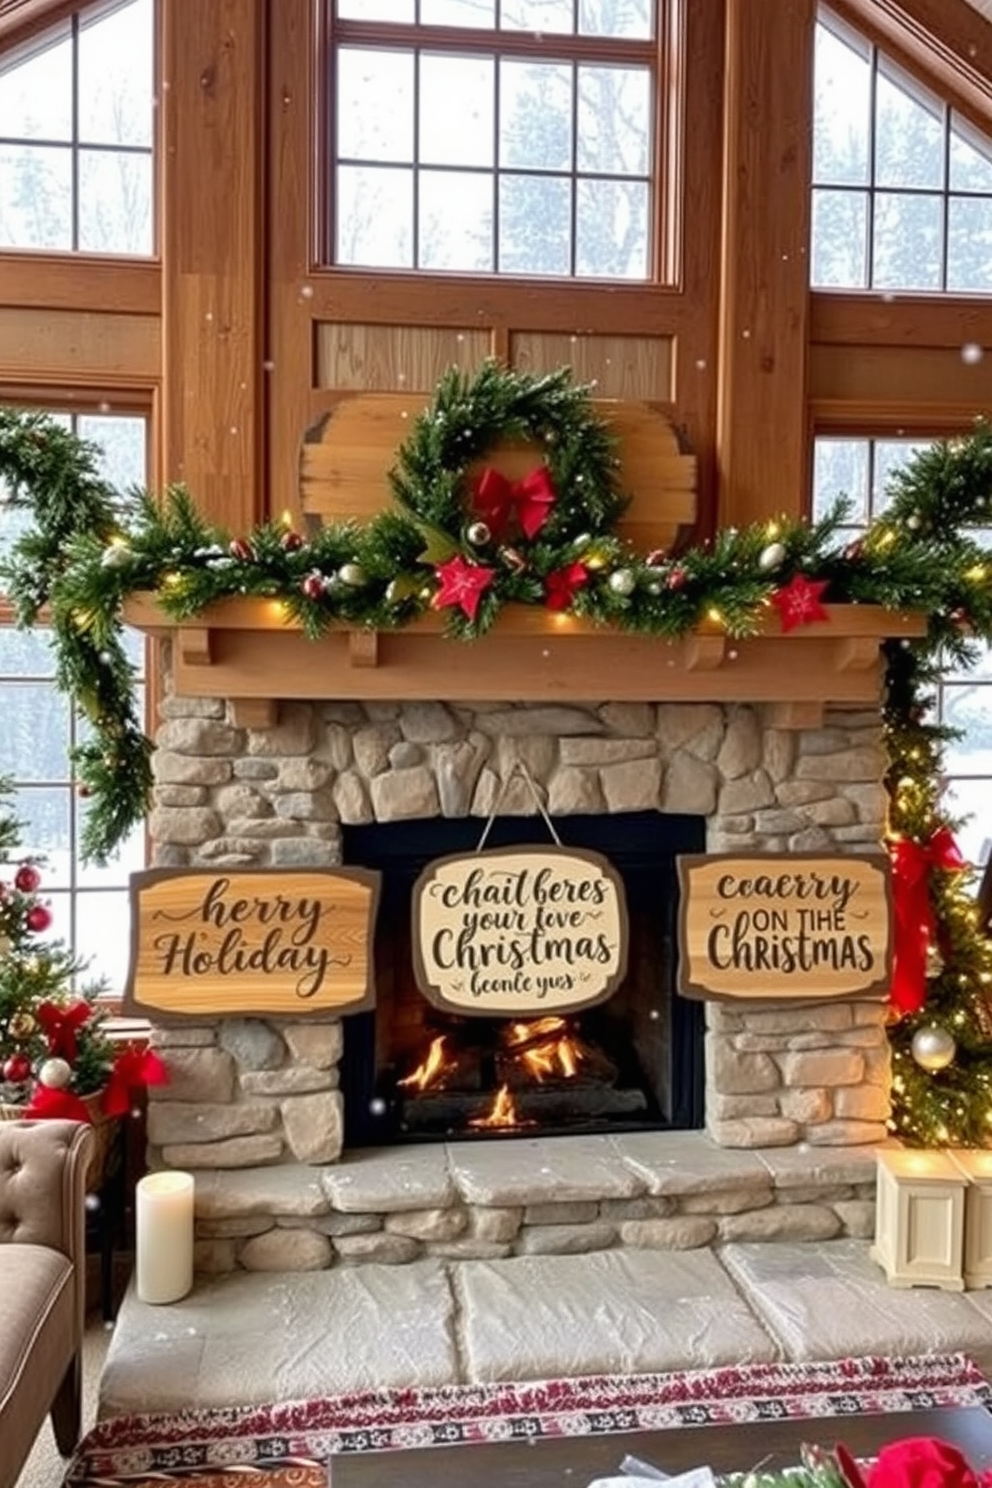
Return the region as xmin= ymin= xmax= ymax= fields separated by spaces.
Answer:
xmin=124 ymin=868 xmax=381 ymax=1018
xmin=676 ymin=853 xmax=892 ymax=1001
xmin=412 ymin=846 xmax=628 ymax=1016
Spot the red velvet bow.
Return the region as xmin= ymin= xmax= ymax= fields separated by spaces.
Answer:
xmin=473 ymin=465 xmax=555 ymax=542
xmin=101 ymin=1046 xmax=169 ymax=1117
xmin=867 ymin=1436 xmax=985 ymax=1488
xmin=24 ymin=1082 xmax=91 ymax=1123
xmin=888 ymin=827 xmax=967 ymax=1016
xmin=35 ymin=1000 xmax=93 ymax=1062
xmin=545 ymin=562 xmax=589 ymax=612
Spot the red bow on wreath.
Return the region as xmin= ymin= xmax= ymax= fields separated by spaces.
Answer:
xmin=102 ymin=1046 xmax=169 ymax=1116
xmin=36 ymin=999 xmax=93 ymax=1062
xmin=473 ymin=465 xmax=555 ymax=542
xmin=888 ymin=826 xmax=967 ymax=1016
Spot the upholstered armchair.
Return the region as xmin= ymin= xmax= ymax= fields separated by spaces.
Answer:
xmin=0 ymin=1118 xmax=95 ymax=1487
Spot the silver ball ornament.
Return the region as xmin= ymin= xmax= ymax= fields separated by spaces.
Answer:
xmin=911 ymin=1025 xmax=957 ymax=1072
xmin=337 ymin=562 xmax=367 ymax=588
xmin=39 ymin=1056 xmax=73 ymax=1089
xmin=608 ymin=568 xmax=636 ymax=596
xmin=100 ymin=543 xmax=132 ymax=569
xmin=758 ymin=542 xmax=786 ymax=572
xmin=466 ymin=521 xmax=492 ymax=548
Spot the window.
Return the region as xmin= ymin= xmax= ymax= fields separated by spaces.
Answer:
xmin=325 ymin=0 xmax=664 ymax=280
xmin=0 ymin=0 xmax=155 ymax=255
xmin=812 ymin=7 xmax=992 ymax=292
xmin=0 ymin=410 xmax=148 ymax=991
xmin=813 ymin=435 xmax=992 ymax=872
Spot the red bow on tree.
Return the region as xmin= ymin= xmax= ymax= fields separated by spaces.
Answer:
xmin=102 ymin=1047 xmax=169 ymax=1117
xmin=888 ymin=826 xmax=967 ymax=1015
xmin=35 ymin=1000 xmax=93 ymax=1062
xmin=473 ymin=466 xmax=556 ymax=542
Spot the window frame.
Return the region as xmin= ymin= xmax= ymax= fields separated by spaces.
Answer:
xmin=316 ymin=0 xmax=685 ymax=285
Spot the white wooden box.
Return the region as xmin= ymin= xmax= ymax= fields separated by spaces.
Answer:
xmin=949 ymin=1150 xmax=992 ymax=1289
xmin=870 ymin=1147 xmax=967 ymax=1290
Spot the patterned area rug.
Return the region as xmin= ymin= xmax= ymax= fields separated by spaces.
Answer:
xmin=65 ymin=1354 xmax=991 ymax=1486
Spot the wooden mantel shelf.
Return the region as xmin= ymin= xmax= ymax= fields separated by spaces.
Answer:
xmin=123 ymin=593 xmax=927 ymax=729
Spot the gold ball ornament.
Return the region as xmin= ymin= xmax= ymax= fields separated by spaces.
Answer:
xmin=38 ymin=1056 xmax=73 ymax=1089
xmin=8 ymin=1011 xmax=35 ymax=1039
xmin=337 ymin=562 xmax=367 ymax=588
xmin=758 ymin=542 xmax=787 ymax=572
xmin=911 ymin=1025 xmax=957 ymax=1072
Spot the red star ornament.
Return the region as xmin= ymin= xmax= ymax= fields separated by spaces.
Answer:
xmin=770 ymin=573 xmax=830 ymax=633
xmin=433 ymin=554 xmax=496 ymax=622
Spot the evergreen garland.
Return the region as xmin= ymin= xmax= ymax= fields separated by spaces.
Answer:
xmin=2 ymin=364 xmax=992 ymax=1145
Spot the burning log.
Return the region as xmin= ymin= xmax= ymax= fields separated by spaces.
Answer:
xmin=496 ymin=1016 xmax=618 ymax=1088
xmin=396 ymin=1034 xmax=484 ymax=1093
xmin=400 ymin=1082 xmax=648 ymax=1133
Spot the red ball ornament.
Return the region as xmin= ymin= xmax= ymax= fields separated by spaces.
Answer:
xmin=229 ymin=537 xmax=254 ymax=561
xmin=14 ymin=863 xmax=41 ymax=894
xmin=645 ymin=549 xmax=667 ymax=567
xmin=666 ymin=565 xmax=688 ymax=590
xmin=280 ymin=530 xmax=304 ymax=552
xmin=77 ymin=782 xmax=93 ymax=799
xmin=2 ymin=1053 xmax=32 ymax=1083
xmin=26 ymin=903 xmax=52 ymax=932
xmin=301 ymin=572 xmax=326 ymax=601
xmin=842 ymin=539 xmax=864 ymax=562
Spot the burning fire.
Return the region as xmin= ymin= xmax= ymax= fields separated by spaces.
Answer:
xmin=397 ymin=1034 xmax=449 ymax=1091
xmin=504 ymin=1016 xmax=585 ymax=1082
xmin=469 ymin=1084 xmax=534 ymax=1129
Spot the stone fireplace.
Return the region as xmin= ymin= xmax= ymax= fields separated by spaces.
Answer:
xmin=144 ymin=675 xmax=891 ymax=1274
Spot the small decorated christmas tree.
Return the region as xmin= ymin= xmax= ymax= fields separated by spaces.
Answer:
xmin=0 ymin=779 xmax=164 ymax=1121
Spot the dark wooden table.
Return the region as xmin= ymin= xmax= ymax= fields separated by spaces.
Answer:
xmin=332 ymin=1404 xmax=992 ymax=1488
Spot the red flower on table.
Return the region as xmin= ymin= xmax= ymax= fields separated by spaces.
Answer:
xmin=770 ymin=573 xmax=830 ymax=632
xmin=433 ymin=555 xmax=496 ymax=622
xmin=867 ymin=1437 xmax=986 ymax=1488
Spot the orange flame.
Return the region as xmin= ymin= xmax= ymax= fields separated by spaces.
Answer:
xmin=469 ymin=1084 xmax=534 ymax=1129
xmin=397 ymin=1034 xmax=450 ymax=1091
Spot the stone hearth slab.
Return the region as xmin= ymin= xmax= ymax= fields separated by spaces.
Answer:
xmin=612 ymin=1131 xmax=773 ymax=1196
xmin=98 ymin=1262 xmax=459 ymax=1416
xmin=320 ymin=1144 xmax=456 ymax=1211
xmin=721 ymin=1238 xmax=992 ymax=1364
xmin=448 ymin=1135 xmax=644 ymax=1205
xmin=454 ymin=1248 xmax=779 ymax=1382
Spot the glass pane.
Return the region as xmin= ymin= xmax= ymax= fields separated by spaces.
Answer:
xmin=949 ymin=118 xmax=992 ymax=192
xmin=420 ymin=55 xmax=493 ymax=168
xmin=337 ymin=49 xmax=413 ymax=163
xmin=947 ymin=642 xmax=992 ymax=681
xmin=875 ymin=66 xmax=944 ymax=190
xmin=336 ymin=165 xmax=413 ymax=266
xmin=78 ymin=0 xmax=153 ymax=148
xmin=576 ymin=177 xmax=647 ymax=278
xmin=813 ymin=21 xmax=870 ymax=186
xmin=11 ymin=787 xmax=72 ymax=876
xmin=872 ymin=440 xmax=929 ymax=513
xmin=577 ymin=66 xmax=650 ymax=176
xmin=77 ymin=415 xmax=147 ymax=491
xmin=75 ymin=889 xmax=132 ymax=988
xmin=0 ymin=501 xmax=33 ymax=570
xmin=871 ymin=192 xmax=942 ymax=290
xmin=0 ymin=685 xmax=70 ymax=781
xmin=421 ymin=0 xmax=495 ymax=24
xmin=810 ymin=188 xmax=867 ymax=288
xmin=0 ymin=145 xmax=72 ymax=250
xmin=121 ymin=626 xmax=145 ymax=670
xmin=78 ymin=149 xmax=153 ymax=255
xmin=941 ymin=684 xmax=992 ymax=748
xmin=78 ymin=820 xmax=144 ymax=887
xmin=947 ymin=197 xmax=992 ymax=293
xmin=502 ymin=0 xmax=573 ymax=32
xmin=579 ymin=0 xmax=652 ymax=39
xmin=499 ymin=173 xmax=571 ymax=275
xmin=0 ymin=30 xmax=72 ymax=142
xmin=942 ymin=778 xmax=991 ymax=871
xmin=337 ymin=0 xmax=413 ymax=16
xmin=500 ymin=61 xmax=571 ymax=171
xmin=419 ymin=170 xmax=493 ymax=270
xmin=0 ymin=627 xmax=57 ymax=676
xmin=812 ymin=439 xmax=869 ymax=523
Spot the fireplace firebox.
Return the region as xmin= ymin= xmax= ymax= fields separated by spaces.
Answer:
xmin=341 ymin=811 xmax=705 ymax=1146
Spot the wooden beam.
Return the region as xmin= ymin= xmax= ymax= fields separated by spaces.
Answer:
xmin=717 ymin=0 xmax=815 ymax=529
xmin=160 ymin=0 xmax=265 ymax=533
xmin=230 ymin=698 xmax=279 ymax=728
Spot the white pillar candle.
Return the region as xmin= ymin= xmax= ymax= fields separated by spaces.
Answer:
xmin=136 ymin=1171 xmax=195 ymax=1305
